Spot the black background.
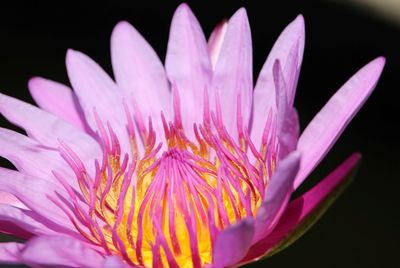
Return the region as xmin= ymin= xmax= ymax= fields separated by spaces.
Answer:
xmin=0 ymin=1 xmax=399 ymax=267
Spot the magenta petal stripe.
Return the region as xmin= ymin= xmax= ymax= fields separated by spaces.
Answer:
xmin=241 ymin=153 xmax=361 ymax=264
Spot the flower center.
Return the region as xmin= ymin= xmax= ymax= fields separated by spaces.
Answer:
xmin=53 ymin=90 xmax=278 ymax=267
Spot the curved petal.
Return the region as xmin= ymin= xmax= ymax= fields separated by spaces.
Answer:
xmin=0 ymin=93 xmax=101 ymax=168
xmin=111 ymin=20 xmax=170 ymax=138
xmin=242 ymin=153 xmax=360 ymax=264
xmin=166 ymin=3 xmax=212 ymax=135
xmin=273 ymin=60 xmax=300 ymax=159
xmin=0 ymin=242 xmax=24 ymax=264
xmin=28 ymin=76 xmax=90 ymax=133
xmin=0 ymin=128 xmax=78 ymax=190
xmin=251 ymin=15 xmax=304 ymax=149
xmin=208 ymin=20 xmax=228 ymax=70
xmin=20 ymin=236 xmax=104 ymax=268
xmin=66 ymin=49 xmax=132 ymax=156
xmin=295 ymin=57 xmax=385 ymax=189
xmin=0 ymin=204 xmax=61 ymax=239
xmin=253 ymin=151 xmax=300 ymax=243
xmin=0 ymin=167 xmax=80 ymax=234
xmin=211 ymin=8 xmax=253 ymax=140
xmin=212 ymin=218 xmax=254 ymax=268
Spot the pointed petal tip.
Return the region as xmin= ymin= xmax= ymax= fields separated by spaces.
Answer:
xmin=366 ymin=56 xmax=386 ymax=74
xmin=66 ymin=48 xmax=85 ymax=61
xmin=177 ymin=2 xmax=190 ymax=10
xmin=27 ymin=76 xmax=45 ymax=99
xmin=111 ymin=21 xmax=139 ymax=48
xmin=348 ymin=152 xmax=362 ymax=166
xmin=27 ymin=76 xmax=41 ymax=91
xmin=112 ymin=20 xmax=133 ymax=35
xmin=174 ymin=2 xmax=195 ymax=18
xmin=66 ymin=48 xmax=76 ymax=56
xmin=287 ymin=14 xmax=305 ymax=39
xmin=374 ymin=56 xmax=386 ymax=69
xmin=294 ymin=14 xmax=305 ymax=26
xmin=65 ymin=48 xmax=77 ymax=63
xmin=231 ymin=7 xmax=249 ymax=22
xmin=359 ymin=56 xmax=386 ymax=86
xmin=65 ymin=49 xmax=91 ymax=70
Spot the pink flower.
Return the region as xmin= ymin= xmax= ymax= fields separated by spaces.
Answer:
xmin=0 ymin=3 xmax=384 ymax=268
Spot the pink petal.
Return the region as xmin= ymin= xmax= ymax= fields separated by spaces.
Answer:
xmin=211 ymin=8 xmax=253 ymax=140
xmin=0 ymin=128 xmax=78 ymax=190
xmin=0 ymin=93 xmax=101 ymax=168
xmin=0 ymin=242 xmax=24 ymax=264
xmin=0 ymin=167 xmax=79 ymax=234
xmin=253 ymin=151 xmax=300 ymax=243
xmin=212 ymin=218 xmax=254 ymax=267
xmin=20 ymin=236 xmax=104 ymax=268
xmin=0 ymin=204 xmax=60 ymax=239
xmin=0 ymin=130 xmax=97 ymax=236
xmin=273 ymin=60 xmax=300 ymax=159
xmin=242 ymin=153 xmax=361 ymax=263
xmin=102 ymin=256 xmax=131 ymax=268
xmin=255 ymin=14 xmax=304 ymax=106
xmin=111 ymin=20 xmax=171 ymax=138
xmin=251 ymin=15 xmax=304 ymax=149
xmin=66 ymin=49 xmax=132 ymax=156
xmin=28 ymin=76 xmax=90 ymax=133
xmin=208 ymin=20 xmax=228 ymax=70
xmin=295 ymin=57 xmax=385 ymax=189
xmin=165 ymin=3 xmax=212 ymax=136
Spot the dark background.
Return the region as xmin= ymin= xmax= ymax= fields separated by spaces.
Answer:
xmin=0 ymin=1 xmax=399 ymax=267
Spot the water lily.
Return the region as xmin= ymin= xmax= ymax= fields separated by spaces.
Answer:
xmin=0 ymin=3 xmax=384 ymax=268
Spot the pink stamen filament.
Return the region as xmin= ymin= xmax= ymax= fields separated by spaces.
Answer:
xmin=51 ymin=84 xmax=278 ymax=267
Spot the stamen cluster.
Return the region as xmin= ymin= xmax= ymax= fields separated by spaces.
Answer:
xmin=52 ymin=89 xmax=278 ymax=267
